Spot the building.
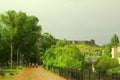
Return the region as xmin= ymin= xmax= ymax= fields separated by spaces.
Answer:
xmin=111 ymin=44 xmax=120 ymax=58
xmin=111 ymin=44 xmax=120 ymax=64
xmin=67 ymin=39 xmax=96 ymax=45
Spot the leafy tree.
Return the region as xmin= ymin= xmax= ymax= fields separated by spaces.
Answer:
xmin=95 ymin=55 xmax=119 ymax=73
xmin=104 ymin=43 xmax=112 ymax=57
xmin=104 ymin=34 xmax=119 ymax=57
xmin=43 ymin=40 xmax=84 ymax=69
xmin=106 ymin=66 xmax=120 ymax=76
xmin=0 ymin=10 xmax=42 ymax=65
xmin=0 ymin=10 xmax=17 ymax=66
xmin=13 ymin=14 xmax=42 ymax=63
xmin=42 ymin=46 xmax=55 ymax=66
xmin=38 ymin=32 xmax=57 ymax=65
xmin=111 ymin=34 xmax=119 ymax=46
xmin=0 ymin=32 xmax=10 ymax=65
xmin=39 ymin=32 xmax=56 ymax=52
xmin=56 ymin=39 xmax=67 ymax=47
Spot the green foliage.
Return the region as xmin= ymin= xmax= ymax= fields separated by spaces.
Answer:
xmin=2 ymin=66 xmax=22 ymax=76
xmin=43 ymin=40 xmax=84 ymax=70
xmin=0 ymin=78 xmax=13 ymax=80
xmin=104 ymin=43 xmax=112 ymax=57
xmin=39 ymin=32 xmax=56 ymax=52
xmin=106 ymin=66 xmax=120 ymax=76
xmin=95 ymin=56 xmax=119 ymax=73
xmin=56 ymin=39 xmax=67 ymax=47
xmin=42 ymin=46 xmax=55 ymax=66
xmin=0 ymin=10 xmax=42 ymax=65
xmin=0 ymin=10 xmax=57 ymax=66
xmin=116 ymin=52 xmax=120 ymax=57
xmin=109 ymin=58 xmax=119 ymax=68
xmin=104 ymin=34 xmax=119 ymax=56
xmin=76 ymin=44 xmax=102 ymax=55
xmin=111 ymin=34 xmax=119 ymax=46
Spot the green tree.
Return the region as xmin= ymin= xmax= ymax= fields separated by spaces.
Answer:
xmin=39 ymin=32 xmax=56 ymax=52
xmin=104 ymin=34 xmax=119 ymax=57
xmin=0 ymin=10 xmax=17 ymax=66
xmin=104 ymin=43 xmax=112 ymax=57
xmin=56 ymin=39 xmax=67 ymax=47
xmin=111 ymin=34 xmax=119 ymax=46
xmin=13 ymin=14 xmax=42 ymax=63
xmin=95 ymin=55 xmax=119 ymax=73
xmin=38 ymin=32 xmax=57 ymax=64
xmin=0 ymin=10 xmax=42 ymax=65
xmin=43 ymin=40 xmax=84 ymax=69
xmin=0 ymin=29 xmax=10 ymax=65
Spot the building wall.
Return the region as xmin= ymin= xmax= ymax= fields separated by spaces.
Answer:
xmin=117 ymin=46 xmax=120 ymax=52
xmin=67 ymin=39 xmax=95 ymax=45
xmin=111 ymin=47 xmax=117 ymax=58
xmin=111 ymin=44 xmax=120 ymax=64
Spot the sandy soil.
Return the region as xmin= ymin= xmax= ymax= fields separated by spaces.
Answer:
xmin=13 ymin=67 xmax=66 ymax=80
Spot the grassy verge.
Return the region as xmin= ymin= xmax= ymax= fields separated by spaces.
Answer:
xmin=0 ymin=78 xmax=13 ymax=80
xmin=0 ymin=66 xmax=23 ymax=80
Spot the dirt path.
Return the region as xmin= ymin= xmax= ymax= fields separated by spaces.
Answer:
xmin=13 ymin=67 xmax=66 ymax=80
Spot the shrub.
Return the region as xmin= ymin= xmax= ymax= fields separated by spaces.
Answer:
xmin=106 ymin=66 xmax=120 ymax=76
xmin=95 ymin=56 xmax=119 ymax=73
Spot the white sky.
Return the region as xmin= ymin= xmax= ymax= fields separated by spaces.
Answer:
xmin=0 ymin=0 xmax=120 ymax=45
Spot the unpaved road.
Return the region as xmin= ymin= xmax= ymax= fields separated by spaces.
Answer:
xmin=14 ymin=67 xmax=66 ymax=80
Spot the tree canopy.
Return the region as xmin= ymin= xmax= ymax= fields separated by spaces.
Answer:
xmin=0 ymin=10 xmax=42 ymax=65
xmin=111 ymin=34 xmax=119 ymax=46
xmin=95 ymin=55 xmax=119 ymax=73
xmin=104 ymin=34 xmax=119 ymax=57
xmin=42 ymin=40 xmax=84 ymax=69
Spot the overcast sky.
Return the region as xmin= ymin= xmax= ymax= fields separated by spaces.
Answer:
xmin=0 ymin=0 xmax=120 ymax=45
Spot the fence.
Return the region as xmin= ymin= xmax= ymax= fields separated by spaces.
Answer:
xmin=44 ymin=65 xmax=120 ymax=80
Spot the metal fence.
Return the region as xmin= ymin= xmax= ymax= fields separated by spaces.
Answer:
xmin=44 ymin=65 xmax=120 ymax=80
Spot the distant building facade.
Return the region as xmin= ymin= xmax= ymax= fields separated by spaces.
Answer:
xmin=67 ymin=39 xmax=95 ymax=45
xmin=111 ymin=44 xmax=120 ymax=58
xmin=111 ymin=44 xmax=120 ymax=64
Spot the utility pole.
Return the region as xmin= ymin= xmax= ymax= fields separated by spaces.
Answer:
xmin=17 ymin=51 xmax=18 ymax=69
xmin=20 ymin=53 xmax=21 ymax=66
xmin=10 ymin=44 xmax=13 ymax=70
xmin=22 ymin=54 xmax=24 ymax=66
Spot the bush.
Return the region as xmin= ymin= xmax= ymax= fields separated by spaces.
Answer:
xmin=43 ymin=40 xmax=84 ymax=70
xmin=106 ymin=66 xmax=120 ymax=76
xmin=0 ymin=71 xmax=5 ymax=76
xmin=95 ymin=56 xmax=119 ymax=73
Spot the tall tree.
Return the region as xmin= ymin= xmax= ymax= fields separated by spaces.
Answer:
xmin=95 ymin=55 xmax=119 ymax=73
xmin=43 ymin=40 xmax=84 ymax=69
xmin=111 ymin=34 xmax=119 ymax=46
xmin=104 ymin=43 xmax=112 ymax=57
xmin=39 ymin=32 xmax=56 ymax=52
xmin=0 ymin=10 xmax=42 ymax=65
xmin=0 ymin=10 xmax=17 ymax=66
xmin=104 ymin=34 xmax=119 ymax=57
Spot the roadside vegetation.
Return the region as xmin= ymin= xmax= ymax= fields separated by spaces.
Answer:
xmin=0 ymin=78 xmax=13 ymax=80
xmin=95 ymin=34 xmax=120 ymax=75
xmin=0 ymin=66 xmax=23 ymax=80
xmin=0 ymin=10 xmax=120 ymax=79
xmin=42 ymin=40 xmax=84 ymax=69
xmin=0 ymin=10 xmax=56 ymax=79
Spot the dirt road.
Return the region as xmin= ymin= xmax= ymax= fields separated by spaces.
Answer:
xmin=13 ymin=67 xmax=66 ymax=80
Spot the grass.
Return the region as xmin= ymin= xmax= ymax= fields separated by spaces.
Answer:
xmin=0 ymin=78 xmax=13 ymax=80
xmin=0 ymin=66 xmax=23 ymax=80
xmin=1 ymin=66 xmax=22 ymax=76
